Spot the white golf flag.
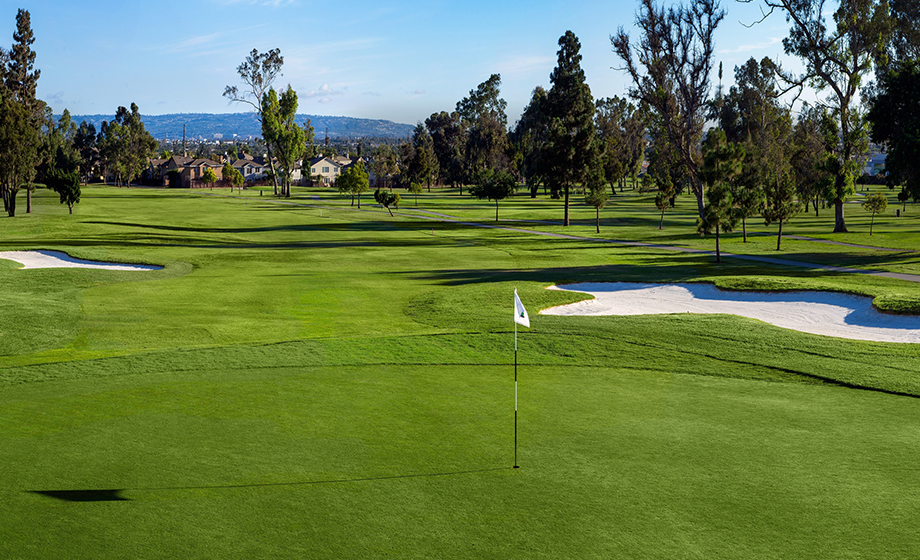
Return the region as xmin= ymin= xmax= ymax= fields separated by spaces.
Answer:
xmin=514 ymin=289 xmax=530 ymax=328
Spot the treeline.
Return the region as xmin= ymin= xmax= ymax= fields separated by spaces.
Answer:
xmin=610 ymin=0 xmax=919 ymax=252
xmin=372 ymin=31 xmax=643 ymax=230
xmin=0 ymin=10 xmax=158 ymax=217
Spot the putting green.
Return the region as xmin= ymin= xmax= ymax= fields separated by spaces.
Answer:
xmin=0 ymin=363 xmax=918 ymax=559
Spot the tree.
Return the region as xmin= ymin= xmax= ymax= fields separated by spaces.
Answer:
xmin=405 ymin=123 xmax=437 ymax=190
xmin=408 ymin=181 xmax=423 ymax=206
xmin=222 ymin=162 xmax=244 ymax=192
xmin=457 ymin=74 xmax=510 ymax=178
xmin=98 ymin=103 xmax=157 ymax=186
xmin=697 ymin=129 xmax=744 ymax=262
xmin=425 ymin=111 xmax=466 ymax=190
xmin=46 ymin=143 xmax=81 ymax=214
xmin=718 ymin=57 xmax=792 ymax=242
xmin=0 ymin=9 xmax=42 ymax=216
xmin=613 ymin=0 xmax=725 ymax=219
xmin=510 ymin=86 xmax=550 ymax=198
xmin=202 ymin=166 xmax=217 ymax=189
xmin=762 ymin=169 xmax=800 ymax=250
xmin=889 ymin=0 xmax=920 ymax=63
xmin=224 ymin=48 xmax=284 ymax=195
xmin=596 ymin=96 xmax=646 ymax=193
xmin=261 ymin=85 xmax=307 ymax=197
xmin=866 ymin=60 xmax=920 ymax=204
xmin=0 ymin=95 xmax=39 ymax=217
xmin=862 ymin=192 xmax=887 ymax=235
xmin=646 ymin=125 xmax=689 ymax=223
xmin=655 ymin=180 xmax=677 ymax=230
xmin=790 ymin=104 xmax=836 ymax=216
xmin=73 ymin=121 xmax=98 ymax=184
xmin=371 ymin=144 xmax=398 ymax=190
xmin=337 ymin=161 xmax=369 ymax=207
xmin=739 ymin=0 xmax=891 ymax=233
xmin=584 ymin=168 xmax=610 ymax=233
xmin=544 ymin=31 xmax=603 ymax=226
xmin=469 ymin=168 xmax=517 ymax=221
xmin=374 ymin=187 xmax=400 ymax=216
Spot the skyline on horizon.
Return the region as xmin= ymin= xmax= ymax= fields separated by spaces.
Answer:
xmin=10 ymin=0 xmax=812 ymax=126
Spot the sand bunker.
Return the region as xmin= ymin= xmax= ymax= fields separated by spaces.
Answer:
xmin=0 ymin=250 xmax=162 ymax=271
xmin=542 ymin=282 xmax=920 ymax=343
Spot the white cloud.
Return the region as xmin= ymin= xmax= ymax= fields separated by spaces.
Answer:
xmin=46 ymin=91 xmax=65 ymax=105
xmin=305 ymin=83 xmax=347 ymax=100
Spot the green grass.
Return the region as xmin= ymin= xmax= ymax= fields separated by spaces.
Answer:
xmin=2 ymin=185 xmax=920 ymax=558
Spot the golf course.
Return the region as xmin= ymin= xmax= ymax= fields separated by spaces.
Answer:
xmin=2 ymin=184 xmax=919 ymax=559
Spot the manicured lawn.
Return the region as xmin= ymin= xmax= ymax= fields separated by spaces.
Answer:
xmin=1 ymin=185 xmax=919 ymax=558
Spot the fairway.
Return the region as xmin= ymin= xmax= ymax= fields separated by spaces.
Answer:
xmin=2 ymin=186 xmax=920 ymax=558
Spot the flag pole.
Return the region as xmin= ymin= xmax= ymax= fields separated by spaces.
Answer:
xmin=514 ymin=317 xmax=519 ymax=469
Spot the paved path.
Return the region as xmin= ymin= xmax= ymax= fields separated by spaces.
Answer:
xmin=227 ymin=192 xmax=920 ymax=284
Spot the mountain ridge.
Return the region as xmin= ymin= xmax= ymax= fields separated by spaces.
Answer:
xmin=65 ymin=112 xmax=415 ymax=140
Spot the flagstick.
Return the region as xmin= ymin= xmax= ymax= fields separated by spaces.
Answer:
xmin=514 ymin=319 xmax=519 ymax=469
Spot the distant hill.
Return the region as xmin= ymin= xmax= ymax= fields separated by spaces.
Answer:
xmin=65 ymin=113 xmax=415 ymax=140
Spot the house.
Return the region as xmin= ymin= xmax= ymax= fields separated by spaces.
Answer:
xmin=150 ymin=155 xmax=225 ymax=188
xmin=232 ymin=158 xmax=266 ymax=182
xmin=308 ymin=156 xmax=342 ymax=186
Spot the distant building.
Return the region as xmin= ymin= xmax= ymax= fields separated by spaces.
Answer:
xmin=864 ymin=152 xmax=886 ymax=176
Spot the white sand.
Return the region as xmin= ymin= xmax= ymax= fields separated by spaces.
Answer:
xmin=542 ymin=282 xmax=920 ymax=343
xmin=0 ymin=250 xmax=162 ymax=271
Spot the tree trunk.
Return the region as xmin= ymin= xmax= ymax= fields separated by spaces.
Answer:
xmin=7 ymin=188 xmax=17 ymax=217
xmin=530 ymin=183 xmax=538 ymax=198
xmin=495 ymin=200 xmax=499 ymax=221
xmin=68 ymin=204 xmax=73 ymax=215
xmin=742 ymin=216 xmax=747 ymax=242
xmin=692 ymin=177 xmax=705 ymax=220
xmin=833 ymin=198 xmax=848 ymax=233
xmin=776 ymin=220 xmax=783 ymax=251
xmin=715 ymin=224 xmax=721 ymax=263
xmin=596 ymin=207 xmax=600 ymax=233
xmin=26 ymin=187 xmax=31 ymax=214
xmin=869 ymin=213 xmax=875 ymax=235
xmin=266 ymin=142 xmax=279 ymax=197
xmin=563 ymin=186 xmax=570 ymax=226
xmin=659 ymin=210 xmax=665 ymax=230
xmin=814 ymin=196 xmax=819 ymax=217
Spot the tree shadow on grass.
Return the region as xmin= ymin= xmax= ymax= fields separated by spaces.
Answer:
xmin=29 ymin=466 xmax=511 ymax=502
xmin=401 ymin=260 xmax=872 ymax=287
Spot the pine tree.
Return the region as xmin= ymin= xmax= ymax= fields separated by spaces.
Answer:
xmin=544 ymin=31 xmax=602 ymax=226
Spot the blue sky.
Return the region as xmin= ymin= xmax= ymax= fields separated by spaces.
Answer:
xmin=8 ymin=0 xmax=798 ymax=126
